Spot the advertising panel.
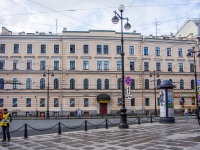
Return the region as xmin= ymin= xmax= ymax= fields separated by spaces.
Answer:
xmin=160 ymin=89 xmax=166 ymax=117
xmin=168 ymin=89 xmax=174 ymax=117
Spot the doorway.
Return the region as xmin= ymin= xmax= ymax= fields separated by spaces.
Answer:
xmin=100 ymin=103 xmax=107 ymax=114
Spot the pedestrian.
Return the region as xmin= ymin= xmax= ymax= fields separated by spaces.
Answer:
xmin=29 ymin=110 xmax=32 ymax=117
xmin=185 ymin=107 xmax=189 ymax=121
xmin=0 ymin=108 xmax=12 ymax=142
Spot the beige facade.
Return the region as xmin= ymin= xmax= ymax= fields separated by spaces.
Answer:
xmin=0 ymin=27 xmax=198 ymax=116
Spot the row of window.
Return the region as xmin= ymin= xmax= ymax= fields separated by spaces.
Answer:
xmin=0 ymin=44 xmax=60 ymax=54
xmin=0 ymin=78 xmax=195 ymax=90
xmin=0 ymin=59 xmax=195 ymax=72
xmin=0 ymin=98 xmax=89 ymax=107
xmin=0 ymin=43 xmax=187 ymax=57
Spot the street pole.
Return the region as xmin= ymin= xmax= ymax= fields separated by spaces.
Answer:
xmin=43 ymin=70 xmax=54 ymax=119
xmin=112 ymin=4 xmax=131 ymax=128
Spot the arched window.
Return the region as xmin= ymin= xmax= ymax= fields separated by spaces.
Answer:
xmin=117 ymin=78 xmax=122 ymax=89
xmin=191 ymin=79 xmax=195 ymax=89
xmin=0 ymin=78 xmax=4 ymax=89
xmin=131 ymin=79 xmax=135 ymax=89
xmin=180 ymin=79 xmax=184 ymax=89
xmin=157 ymin=79 xmax=161 ymax=87
xmin=144 ymin=79 xmax=149 ymax=89
xmin=84 ymin=78 xmax=89 ymax=89
xmin=104 ymin=79 xmax=109 ymax=89
xmin=13 ymin=78 xmax=18 ymax=89
xmin=26 ymin=78 xmax=32 ymax=89
xmin=70 ymin=78 xmax=75 ymax=89
xmin=54 ymin=78 xmax=59 ymax=89
xmin=40 ymin=78 xmax=45 ymax=89
xmin=97 ymin=79 xmax=102 ymax=89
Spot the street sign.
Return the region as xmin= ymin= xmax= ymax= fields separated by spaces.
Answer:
xmin=127 ymin=86 xmax=130 ymax=95
xmin=126 ymin=95 xmax=132 ymax=99
xmin=125 ymin=76 xmax=132 ymax=85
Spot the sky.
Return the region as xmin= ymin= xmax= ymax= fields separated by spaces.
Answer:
xmin=0 ymin=0 xmax=200 ymax=36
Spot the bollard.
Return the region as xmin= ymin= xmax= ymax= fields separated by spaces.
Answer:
xmin=58 ymin=122 xmax=61 ymax=134
xmin=138 ymin=116 xmax=140 ymax=125
xmin=24 ymin=124 xmax=28 ymax=138
xmin=91 ymin=114 xmax=92 ymax=118
xmin=150 ymin=115 xmax=153 ymax=123
xmin=105 ymin=119 xmax=108 ymax=129
xmin=85 ymin=120 xmax=87 ymax=131
xmin=102 ymin=114 xmax=103 ymax=118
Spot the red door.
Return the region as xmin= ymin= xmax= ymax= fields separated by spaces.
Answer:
xmin=100 ymin=103 xmax=107 ymax=114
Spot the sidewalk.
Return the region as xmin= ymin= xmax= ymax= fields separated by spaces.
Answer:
xmin=1 ymin=119 xmax=200 ymax=150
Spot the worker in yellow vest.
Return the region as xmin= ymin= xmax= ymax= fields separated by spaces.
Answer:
xmin=0 ymin=108 xmax=12 ymax=142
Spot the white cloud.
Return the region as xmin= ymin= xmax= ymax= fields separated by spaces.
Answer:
xmin=0 ymin=0 xmax=199 ymax=36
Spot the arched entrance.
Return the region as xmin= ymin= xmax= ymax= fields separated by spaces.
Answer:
xmin=97 ymin=94 xmax=111 ymax=114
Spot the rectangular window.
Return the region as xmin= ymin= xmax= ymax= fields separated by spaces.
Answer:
xmin=27 ymin=60 xmax=32 ymax=69
xmin=131 ymin=98 xmax=135 ymax=106
xmin=84 ymin=98 xmax=89 ymax=107
xmin=179 ymin=63 xmax=184 ymax=72
xmin=0 ymin=99 xmax=3 ymax=107
xmin=40 ymin=60 xmax=46 ymax=70
xmin=104 ymin=61 xmax=109 ymax=70
xmin=155 ymin=47 xmax=160 ymax=56
xmin=116 ymin=46 xmax=121 ymax=54
xmin=117 ymin=61 xmax=122 ymax=70
xmin=54 ymin=98 xmax=59 ymax=107
xmin=130 ymin=62 xmax=135 ymax=70
xmin=41 ymin=44 xmax=46 ymax=53
xmin=97 ymin=61 xmax=102 ymax=70
xmin=0 ymin=60 xmax=5 ymax=69
xmin=26 ymin=98 xmax=31 ymax=107
xmin=27 ymin=44 xmax=32 ymax=53
xmin=14 ymin=44 xmax=19 ymax=53
xmin=70 ymin=60 xmax=75 ymax=70
xmin=70 ymin=98 xmax=75 ymax=107
xmin=13 ymin=60 xmax=18 ymax=70
xmin=40 ymin=98 xmax=45 ymax=107
xmin=144 ymin=62 xmax=149 ymax=71
xmin=167 ymin=48 xmax=171 ymax=56
xmin=97 ymin=45 xmax=102 ymax=54
xmin=156 ymin=62 xmax=161 ymax=71
xmin=54 ymin=61 xmax=59 ymax=70
xmin=118 ymin=98 xmax=122 ymax=105
xmin=13 ymin=98 xmax=18 ymax=107
xmin=83 ymin=60 xmax=89 ymax=70
xmin=54 ymin=45 xmax=59 ymax=53
xmin=70 ymin=44 xmax=75 ymax=53
xmin=145 ymin=98 xmax=150 ymax=106
xmin=83 ymin=45 xmax=89 ymax=54
xmin=157 ymin=98 xmax=160 ymax=106
xmin=178 ymin=48 xmax=183 ymax=57
xmin=190 ymin=63 xmax=194 ymax=72
xmin=144 ymin=47 xmax=148 ymax=55
xmin=168 ymin=63 xmax=172 ymax=71
xmin=129 ymin=46 xmax=134 ymax=55
xmin=103 ymin=45 xmax=108 ymax=54
xmin=0 ymin=44 xmax=5 ymax=53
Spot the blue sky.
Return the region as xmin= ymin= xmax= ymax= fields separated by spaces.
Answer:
xmin=0 ymin=0 xmax=200 ymax=36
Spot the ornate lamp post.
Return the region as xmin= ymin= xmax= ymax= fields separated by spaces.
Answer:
xmin=43 ymin=70 xmax=54 ymax=118
xmin=187 ymin=46 xmax=200 ymax=113
xmin=150 ymin=71 xmax=159 ymax=116
xmin=112 ymin=4 xmax=131 ymax=128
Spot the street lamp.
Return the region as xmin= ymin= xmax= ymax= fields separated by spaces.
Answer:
xmin=43 ymin=70 xmax=54 ymax=118
xmin=187 ymin=46 xmax=200 ymax=114
xmin=112 ymin=4 xmax=131 ymax=129
xmin=150 ymin=71 xmax=159 ymax=116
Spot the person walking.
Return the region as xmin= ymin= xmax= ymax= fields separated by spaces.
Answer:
xmin=185 ymin=107 xmax=189 ymax=121
xmin=0 ymin=108 xmax=12 ymax=142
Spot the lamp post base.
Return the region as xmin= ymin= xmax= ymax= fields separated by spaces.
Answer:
xmin=154 ymin=109 xmax=157 ymax=116
xmin=119 ymin=108 xmax=129 ymax=128
xmin=46 ymin=111 xmax=50 ymax=119
xmin=160 ymin=117 xmax=175 ymax=123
